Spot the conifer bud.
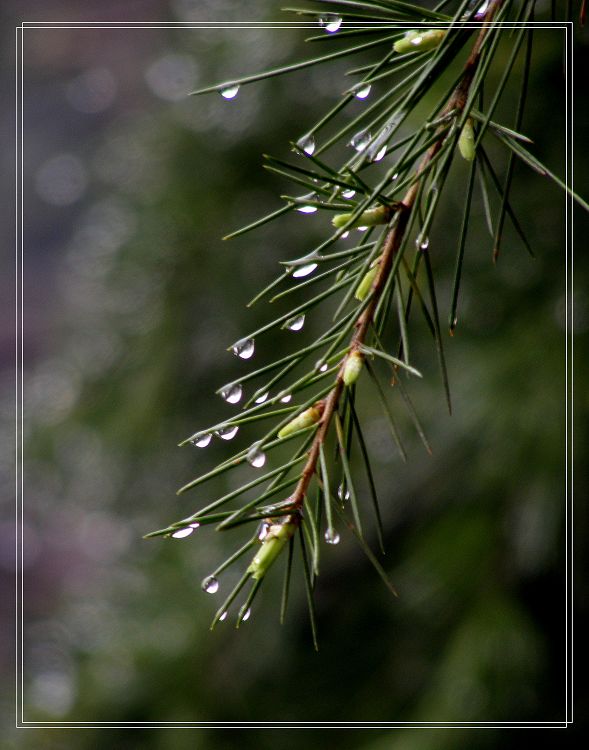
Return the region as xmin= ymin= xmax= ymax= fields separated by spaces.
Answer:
xmin=277 ymin=402 xmax=324 ymax=439
xmin=343 ymin=351 xmax=364 ymax=386
xmin=332 ymin=205 xmax=390 ymax=230
xmin=458 ymin=118 xmax=476 ymax=161
xmin=354 ymin=261 xmax=380 ymax=301
xmin=247 ymin=520 xmax=297 ymax=580
xmin=393 ymin=29 xmax=446 ymax=54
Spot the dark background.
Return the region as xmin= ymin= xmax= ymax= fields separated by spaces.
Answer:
xmin=2 ymin=1 xmax=587 ymax=748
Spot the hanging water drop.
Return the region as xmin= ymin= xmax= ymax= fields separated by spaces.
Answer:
xmin=296 ymin=134 xmax=315 ymax=155
xmin=285 ymin=314 xmax=305 ymax=332
xmin=279 ymin=393 xmax=292 ymax=404
xmin=191 ymin=433 xmax=211 ymax=448
xmin=202 ymin=575 xmax=219 ymax=594
xmin=296 ymin=204 xmax=318 ymax=214
xmin=410 ymin=35 xmax=424 ymax=46
xmin=342 ymin=188 xmax=356 ymax=199
xmin=475 ymin=0 xmax=490 ymax=18
xmin=258 ymin=522 xmax=271 ymax=541
xmin=247 ymin=443 xmax=266 ymax=469
xmin=319 ymin=13 xmax=342 ymax=33
xmin=219 ymin=611 xmax=228 ymax=622
xmin=338 ymin=484 xmax=351 ymax=502
xmin=232 ymin=337 xmax=255 ymax=360
xmin=292 ymin=262 xmax=318 ymax=278
xmin=216 ymin=425 xmax=239 ymax=440
xmin=241 ymin=607 xmax=252 ymax=622
xmin=172 ymin=527 xmax=194 ymax=539
xmin=372 ymin=145 xmax=387 ymax=162
xmin=254 ymin=392 xmax=268 ymax=404
xmin=315 ymin=359 xmax=328 ymax=373
xmin=324 ymin=528 xmax=340 ymax=545
xmin=220 ymin=384 xmax=242 ymax=404
xmin=354 ymin=83 xmax=371 ymax=100
xmin=341 ymin=231 xmax=350 ymax=239
xmin=357 ymin=226 xmax=368 ymax=232
xmin=350 ymin=130 xmax=372 ymax=152
xmin=418 ymin=236 xmax=430 ymax=250
xmin=219 ymin=83 xmax=240 ymax=99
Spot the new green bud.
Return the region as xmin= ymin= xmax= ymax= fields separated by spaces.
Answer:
xmin=332 ymin=205 xmax=389 ymax=230
xmin=393 ymin=29 xmax=446 ymax=54
xmin=277 ymin=402 xmax=324 ymax=439
xmin=247 ymin=520 xmax=297 ymax=580
xmin=343 ymin=351 xmax=364 ymax=386
xmin=458 ymin=118 xmax=476 ymax=161
xmin=354 ymin=261 xmax=379 ymax=301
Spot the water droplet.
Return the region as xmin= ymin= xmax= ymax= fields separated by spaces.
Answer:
xmin=232 ymin=338 xmax=255 ymax=360
xmin=219 ymin=611 xmax=228 ymax=622
xmin=392 ymin=173 xmax=398 ymax=181
xmin=342 ymin=188 xmax=356 ymax=199
xmin=475 ymin=1 xmax=490 ymax=18
xmin=315 ymin=359 xmax=328 ymax=373
xmin=219 ymin=83 xmax=239 ymax=99
xmin=191 ymin=433 xmax=211 ymax=448
xmin=285 ymin=314 xmax=305 ymax=332
xmin=296 ymin=204 xmax=318 ymax=214
xmin=172 ymin=527 xmax=194 ymax=539
xmin=411 ymin=36 xmax=424 ymax=46
xmin=319 ymin=13 xmax=342 ymax=33
xmin=338 ymin=484 xmax=351 ymax=501
xmin=341 ymin=231 xmax=350 ymax=239
xmin=372 ymin=145 xmax=387 ymax=162
xmin=279 ymin=393 xmax=292 ymax=404
xmin=354 ymin=83 xmax=371 ymax=100
xmin=202 ymin=575 xmax=219 ymax=594
xmin=190 ymin=522 xmax=200 ymax=529
xmin=324 ymin=528 xmax=340 ymax=545
xmin=241 ymin=607 xmax=251 ymax=622
xmin=258 ymin=522 xmax=271 ymax=541
xmin=247 ymin=443 xmax=266 ymax=468
xmin=296 ymin=134 xmax=315 ymax=155
xmin=216 ymin=425 xmax=239 ymax=440
xmin=220 ymin=384 xmax=242 ymax=404
xmin=292 ymin=263 xmax=318 ymax=278
xmin=350 ymin=130 xmax=372 ymax=152
xmin=357 ymin=226 xmax=368 ymax=232
xmin=418 ymin=236 xmax=430 ymax=250
xmin=254 ymin=392 xmax=268 ymax=404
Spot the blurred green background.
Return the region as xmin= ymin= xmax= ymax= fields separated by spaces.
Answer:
xmin=3 ymin=0 xmax=588 ymax=747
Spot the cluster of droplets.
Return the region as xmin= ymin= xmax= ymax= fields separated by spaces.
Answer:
xmin=318 ymin=13 xmax=342 ymax=33
xmin=232 ymin=337 xmax=255 ymax=359
xmin=284 ymin=314 xmax=305 ymax=332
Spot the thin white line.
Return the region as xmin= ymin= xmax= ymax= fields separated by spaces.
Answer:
xmin=16 ymin=19 xmax=573 ymax=729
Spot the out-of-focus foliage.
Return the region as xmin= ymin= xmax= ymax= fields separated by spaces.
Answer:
xmin=3 ymin=1 xmax=588 ymax=748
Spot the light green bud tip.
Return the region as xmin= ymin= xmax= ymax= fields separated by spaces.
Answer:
xmin=332 ymin=205 xmax=388 ymax=230
xmin=458 ymin=118 xmax=476 ymax=161
xmin=247 ymin=521 xmax=297 ymax=580
xmin=393 ymin=29 xmax=446 ymax=54
xmin=343 ymin=352 xmax=364 ymax=386
xmin=277 ymin=403 xmax=323 ymax=439
xmin=354 ymin=263 xmax=379 ymax=301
